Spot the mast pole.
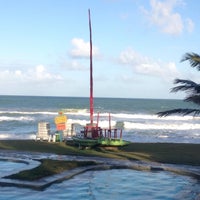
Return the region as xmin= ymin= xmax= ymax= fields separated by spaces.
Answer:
xmin=88 ymin=9 xmax=94 ymax=125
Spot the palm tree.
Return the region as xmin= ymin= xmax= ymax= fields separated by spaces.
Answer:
xmin=157 ymin=52 xmax=200 ymax=117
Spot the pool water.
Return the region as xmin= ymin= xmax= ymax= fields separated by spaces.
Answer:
xmin=0 ymin=165 xmax=199 ymax=200
xmin=0 ymin=160 xmax=28 ymax=177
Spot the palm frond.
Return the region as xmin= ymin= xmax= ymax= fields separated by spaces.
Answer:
xmin=157 ymin=108 xmax=200 ymax=117
xmin=181 ymin=52 xmax=200 ymax=71
xmin=184 ymin=95 xmax=200 ymax=105
xmin=171 ymin=79 xmax=200 ymax=94
xmin=174 ymin=79 xmax=197 ymax=85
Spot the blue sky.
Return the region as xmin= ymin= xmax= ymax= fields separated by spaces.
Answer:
xmin=0 ymin=0 xmax=199 ymax=99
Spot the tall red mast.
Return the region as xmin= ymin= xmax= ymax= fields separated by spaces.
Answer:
xmin=88 ymin=9 xmax=93 ymax=125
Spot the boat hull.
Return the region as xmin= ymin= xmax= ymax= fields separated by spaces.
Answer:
xmin=72 ymin=136 xmax=130 ymax=147
xmin=72 ymin=136 xmax=99 ymax=147
xmin=98 ymin=138 xmax=130 ymax=147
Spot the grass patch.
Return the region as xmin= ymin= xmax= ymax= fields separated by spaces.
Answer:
xmin=0 ymin=140 xmax=80 ymax=155
xmin=5 ymin=159 xmax=97 ymax=181
xmin=119 ymin=143 xmax=200 ymax=166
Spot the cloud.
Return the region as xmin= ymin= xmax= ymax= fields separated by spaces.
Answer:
xmin=185 ymin=18 xmax=194 ymax=33
xmin=60 ymin=37 xmax=101 ymax=71
xmin=63 ymin=60 xmax=88 ymax=71
xmin=58 ymin=55 xmax=89 ymax=71
xmin=0 ymin=65 xmax=63 ymax=83
xmin=142 ymin=0 xmax=194 ymax=35
xmin=69 ymin=38 xmax=100 ymax=58
xmin=33 ymin=65 xmax=63 ymax=81
xmin=118 ymin=48 xmax=180 ymax=81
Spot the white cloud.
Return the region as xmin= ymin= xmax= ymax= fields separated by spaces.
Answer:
xmin=67 ymin=60 xmax=88 ymax=71
xmin=15 ymin=70 xmax=22 ymax=76
xmin=185 ymin=18 xmax=194 ymax=33
xmin=0 ymin=65 xmax=63 ymax=83
xmin=0 ymin=69 xmax=23 ymax=81
xmin=142 ymin=0 xmax=194 ymax=35
xmin=59 ymin=57 xmax=88 ymax=71
xmin=118 ymin=48 xmax=180 ymax=81
xmin=69 ymin=38 xmax=100 ymax=58
xmin=30 ymin=65 xmax=63 ymax=82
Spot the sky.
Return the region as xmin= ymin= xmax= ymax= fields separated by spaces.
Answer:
xmin=0 ymin=0 xmax=200 ymax=99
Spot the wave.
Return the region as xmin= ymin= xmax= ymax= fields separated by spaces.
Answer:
xmin=62 ymin=109 xmax=88 ymax=114
xmin=67 ymin=119 xmax=200 ymax=131
xmin=0 ymin=111 xmax=58 ymax=115
xmin=1 ymin=119 xmax=200 ymax=143
xmin=1 ymin=109 xmax=200 ymax=132
xmin=124 ymin=121 xmax=200 ymax=130
xmin=0 ymin=133 xmax=36 ymax=140
xmin=111 ymin=113 xmax=200 ymax=121
xmin=0 ymin=109 xmax=89 ymax=116
xmin=68 ymin=111 xmax=200 ymax=122
xmin=0 ymin=109 xmax=199 ymax=121
xmin=0 ymin=116 xmax=34 ymax=122
xmin=67 ymin=119 xmax=116 ymax=128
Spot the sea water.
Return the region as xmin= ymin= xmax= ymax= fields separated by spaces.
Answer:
xmin=0 ymin=95 xmax=199 ymax=143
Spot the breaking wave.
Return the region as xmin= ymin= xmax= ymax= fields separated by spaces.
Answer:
xmin=0 ymin=116 xmax=34 ymax=122
xmin=0 ymin=108 xmax=200 ymax=143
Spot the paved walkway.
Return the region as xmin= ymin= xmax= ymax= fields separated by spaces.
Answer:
xmin=0 ymin=150 xmax=199 ymax=190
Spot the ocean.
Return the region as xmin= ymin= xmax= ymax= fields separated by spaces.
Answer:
xmin=0 ymin=95 xmax=200 ymax=143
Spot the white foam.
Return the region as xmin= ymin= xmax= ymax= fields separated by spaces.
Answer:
xmin=0 ymin=133 xmax=36 ymax=140
xmin=68 ymin=119 xmax=116 ymax=128
xmin=1 ymin=110 xmax=199 ymax=122
xmin=158 ymin=135 xmax=169 ymax=138
xmin=124 ymin=121 xmax=200 ymax=130
xmin=112 ymin=113 xmax=198 ymax=121
xmin=67 ymin=115 xmax=200 ymax=131
xmin=0 ymin=109 xmax=199 ymax=143
xmin=0 ymin=116 xmax=34 ymax=122
xmin=0 ymin=111 xmax=58 ymax=115
xmin=63 ymin=108 xmax=88 ymax=114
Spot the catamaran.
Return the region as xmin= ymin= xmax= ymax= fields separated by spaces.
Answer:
xmin=72 ymin=10 xmax=130 ymax=147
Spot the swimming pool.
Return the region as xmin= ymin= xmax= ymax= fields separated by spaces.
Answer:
xmin=0 ymin=161 xmax=199 ymax=200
